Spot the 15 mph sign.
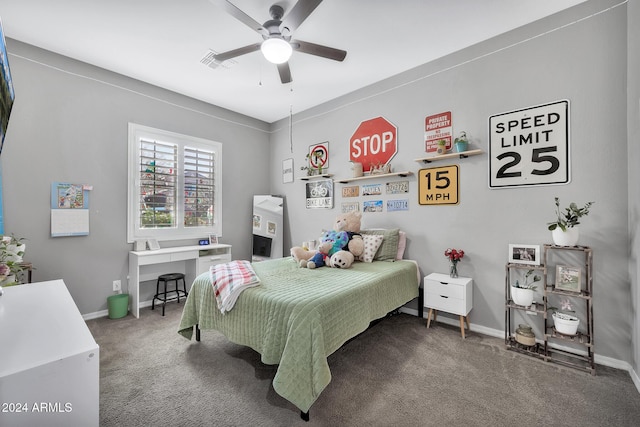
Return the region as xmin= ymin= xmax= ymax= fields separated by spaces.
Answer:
xmin=350 ymin=117 xmax=397 ymax=172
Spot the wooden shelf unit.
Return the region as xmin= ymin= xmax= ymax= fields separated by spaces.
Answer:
xmin=504 ymin=246 xmax=595 ymax=375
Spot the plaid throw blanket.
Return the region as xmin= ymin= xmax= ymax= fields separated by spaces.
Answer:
xmin=211 ymin=260 xmax=260 ymax=313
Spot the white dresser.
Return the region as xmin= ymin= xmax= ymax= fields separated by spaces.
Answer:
xmin=424 ymin=273 xmax=473 ymax=338
xmin=0 ymin=280 xmax=99 ymax=426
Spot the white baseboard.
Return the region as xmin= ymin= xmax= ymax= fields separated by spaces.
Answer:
xmin=82 ymin=299 xmax=153 ymax=321
xmin=402 ymin=307 xmax=640 ymax=393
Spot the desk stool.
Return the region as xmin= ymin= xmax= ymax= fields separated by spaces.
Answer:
xmin=152 ymin=273 xmax=187 ymax=316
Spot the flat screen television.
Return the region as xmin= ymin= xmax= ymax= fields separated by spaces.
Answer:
xmin=0 ymin=17 xmax=15 ymax=155
xmin=252 ymin=234 xmax=273 ymax=258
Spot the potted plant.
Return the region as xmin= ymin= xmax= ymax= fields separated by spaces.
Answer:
xmin=511 ymin=269 xmax=540 ymax=307
xmin=547 ymin=197 xmax=594 ymax=246
xmin=436 ymin=139 xmax=448 ymax=154
xmin=300 ymin=150 xmax=325 ymax=176
xmin=548 ymin=298 xmax=580 ymax=336
xmin=454 ymin=131 xmax=469 ymax=153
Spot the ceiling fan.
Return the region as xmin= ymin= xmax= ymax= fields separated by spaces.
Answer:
xmin=209 ymin=0 xmax=347 ymax=84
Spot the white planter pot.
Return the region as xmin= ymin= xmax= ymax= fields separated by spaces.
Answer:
xmin=552 ymin=226 xmax=579 ymax=246
xmin=553 ymin=312 xmax=580 ymax=335
xmin=511 ymin=286 xmax=534 ymax=307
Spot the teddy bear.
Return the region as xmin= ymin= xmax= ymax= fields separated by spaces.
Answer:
xmin=333 ymin=211 xmax=364 ymax=259
xmin=302 ymin=230 xmax=349 ymax=269
xmin=329 ymin=250 xmax=355 ymax=269
xmin=290 ymin=211 xmax=364 ymax=266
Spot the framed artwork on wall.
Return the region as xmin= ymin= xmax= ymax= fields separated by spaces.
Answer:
xmin=508 ymin=244 xmax=540 ymax=266
xmin=282 ymin=158 xmax=294 ymax=183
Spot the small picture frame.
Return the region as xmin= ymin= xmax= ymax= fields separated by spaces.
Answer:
xmin=508 ymin=244 xmax=540 ymax=265
xmin=555 ymin=265 xmax=582 ymax=292
xmin=209 ymin=234 xmax=218 ymax=245
xmin=147 ymin=238 xmax=160 ymax=251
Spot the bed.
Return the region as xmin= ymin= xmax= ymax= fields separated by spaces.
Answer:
xmin=177 ymin=254 xmax=419 ymax=417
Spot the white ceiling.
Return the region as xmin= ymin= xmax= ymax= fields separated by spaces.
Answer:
xmin=1 ymin=0 xmax=586 ymax=123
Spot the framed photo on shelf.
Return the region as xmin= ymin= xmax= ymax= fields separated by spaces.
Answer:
xmin=555 ymin=265 xmax=581 ymax=292
xmin=209 ymin=234 xmax=218 ymax=245
xmin=508 ymin=244 xmax=540 ymax=265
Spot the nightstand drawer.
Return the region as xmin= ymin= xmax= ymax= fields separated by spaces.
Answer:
xmin=424 ymin=279 xmax=465 ymax=299
xmin=425 ymin=292 xmax=467 ymax=314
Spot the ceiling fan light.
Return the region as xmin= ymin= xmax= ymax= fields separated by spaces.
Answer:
xmin=261 ymin=38 xmax=292 ymax=64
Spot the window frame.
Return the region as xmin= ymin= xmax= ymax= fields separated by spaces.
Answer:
xmin=127 ymin=123 xmax=222 ymax=243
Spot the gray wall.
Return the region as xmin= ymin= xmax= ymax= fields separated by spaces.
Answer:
xmin=0 ymin=0 xmax=636 ymax=373
xmin=1 ymin=41 xmax=271 ymax=314
xmin=627 ymin=0 xmax=640 ymax=376
xmin=269 ymin=0 xmax=632 ymax=365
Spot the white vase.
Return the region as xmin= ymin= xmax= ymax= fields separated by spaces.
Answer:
xmin=553 ymin=312 xmax=580 ymax=335
xmin=511 ymin=286 xmax=534 ymax=307
xmin=552 ymin=226 xmax=579 ymax=246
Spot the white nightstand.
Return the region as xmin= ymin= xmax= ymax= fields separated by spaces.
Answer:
xmin=424 ymin=273 xmax=473 ymax=338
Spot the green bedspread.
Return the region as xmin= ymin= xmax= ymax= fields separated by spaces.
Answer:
xmin=178 ymin=257 xmax=419 ymax=413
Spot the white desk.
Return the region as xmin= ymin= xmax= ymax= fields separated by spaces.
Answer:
xmin=0 ymin=280 xmax=99 ymax=426
xmin=128 ymin=244 xmax=232 ymax=318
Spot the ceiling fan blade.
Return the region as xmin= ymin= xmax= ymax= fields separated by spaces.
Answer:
xmin=293 ymin=40 xmax=347 ymax=62
xmin=281 ymin=0 xmax=323 ymax=33
xmin=213 ymin=43 xmax=262 ymax=62
xmin=208 ymin=0 xmax=267 ymax=35
xmin=277 ymin=63 xmax=292 ymax=84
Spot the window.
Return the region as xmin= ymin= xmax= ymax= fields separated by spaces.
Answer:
xmin=127 ymin=123 xmax=222 ymax=243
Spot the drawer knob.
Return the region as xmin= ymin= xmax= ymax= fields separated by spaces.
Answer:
xmin=440 ymin=295 xmax=449 ymax=298
xmin=440 ymin=282 xmax=448 ymax=285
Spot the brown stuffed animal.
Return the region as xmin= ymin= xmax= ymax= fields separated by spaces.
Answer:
xmin=333 ymin=211 xmax=364 ymax=258
xmin=290 ymin=211 xmax=365 ymax=265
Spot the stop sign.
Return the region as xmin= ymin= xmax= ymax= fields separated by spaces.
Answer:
xmin=350 ymin=117 xmax=398 ymax=172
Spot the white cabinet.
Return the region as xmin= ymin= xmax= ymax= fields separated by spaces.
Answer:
xmin=0 ymin=280 xmax=99 ymax=426
xmin=424 ymin=273 xmax=473 ymax=338
xmin=196 ymin=247 xmax=233 ymax=275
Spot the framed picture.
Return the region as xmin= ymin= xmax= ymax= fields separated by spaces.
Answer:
xmin=147 ymin=238 xmax=160 ymax=251
xmin=209 ymin=234 xmax=218 ymax=245
xmin=508 ymin=244 xmax=540 ymax=265
xmin=555 ymin=265 xmax=581 ymax=292
xmin=282 ymin=158 xmax=294 ymax=183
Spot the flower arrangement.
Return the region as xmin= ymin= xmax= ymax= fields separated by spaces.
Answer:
xmin=444 ymin=248 xmax=464 ymax=278
xmin=548 ymin=298 xmax=575 ymax=318
xmin=445 ymin=248 xmax=464 ymax=262
xmin=547 ymin=197 xmax=595 ymax=232
xmin=0 ymin=235 xmax=26 ymax=286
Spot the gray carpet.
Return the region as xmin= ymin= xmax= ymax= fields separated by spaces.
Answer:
xmin=86 ymin=302 xmax=640 ymax=426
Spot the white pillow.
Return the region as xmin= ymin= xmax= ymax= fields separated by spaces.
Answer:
xmin=357 ymin=234 xmax=384 ymax=263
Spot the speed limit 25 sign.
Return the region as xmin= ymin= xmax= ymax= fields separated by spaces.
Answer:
xmin=489 ymin=100 xmax=570 ymax=189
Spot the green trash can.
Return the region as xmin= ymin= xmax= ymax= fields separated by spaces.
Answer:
xmin=107 ymin=293 xmax=129 ymax=319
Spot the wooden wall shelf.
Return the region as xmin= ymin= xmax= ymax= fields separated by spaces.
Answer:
xmin=299 ymin=174 xmax=333 ymax=181
xmin=336 ymin=171 xmax=413 ymax=184
xmin=414 ymin=149 xmax=483 ymax=164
